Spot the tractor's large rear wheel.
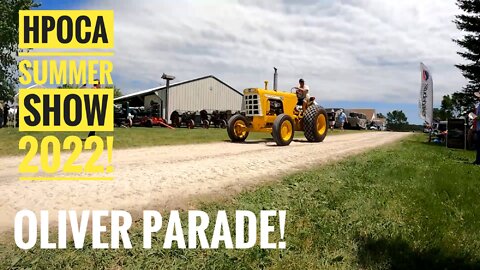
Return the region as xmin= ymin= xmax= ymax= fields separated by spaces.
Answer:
xmin=303 ymin=106 xmax=328 ymax=142
xmin=272 ymin=114 xmax=295 ymax=146
xmin=227 ymin=114 xmax=249 ymax=142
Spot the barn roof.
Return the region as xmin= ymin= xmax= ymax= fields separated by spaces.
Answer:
xmin=114 ymin=75 xmax=242 ymax=102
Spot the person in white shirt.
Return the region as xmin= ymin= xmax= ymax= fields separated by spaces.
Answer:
xmin=296 ymin=78 xmax=310 ymax=113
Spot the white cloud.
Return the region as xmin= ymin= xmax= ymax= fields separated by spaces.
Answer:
xmin=84 ymin=0 xmax=467 ymax=105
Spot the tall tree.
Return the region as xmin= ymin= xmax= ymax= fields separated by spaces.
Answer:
xmin=0 ymin=0 xmax=39 ymax=102
xmin=453 ymin=0 xmax=480 ymax=110
xmin=58 ymin=84 xmax=123 ymax=98
xmin=105 ymin=85 xmax=123 ymax=98
xmin=386 ymin=110 xmax=409 ymax=131
xmin=433 ymin=94 xmax=461 ymax=120
xmin=57 ymin=84 xmax=82 ymax=89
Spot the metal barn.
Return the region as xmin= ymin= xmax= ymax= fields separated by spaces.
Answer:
xmin=114 ymin=75 xmax=243 ymax=121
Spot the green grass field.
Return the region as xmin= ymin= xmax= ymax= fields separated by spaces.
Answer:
xmin=0 ymin=127 xmax=361 ymax=157
xmin=1 ymin=135 xmax=479 ymax=269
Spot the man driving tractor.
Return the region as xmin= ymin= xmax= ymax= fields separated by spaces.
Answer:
xmin=295 ymin=78 xmax=310 ymax=114
xmin=227 ymin=73 xmax=328 ymax=146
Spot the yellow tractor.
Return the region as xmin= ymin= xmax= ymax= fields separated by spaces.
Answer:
xmin=227 ymin=75 xmax=328 ymax=146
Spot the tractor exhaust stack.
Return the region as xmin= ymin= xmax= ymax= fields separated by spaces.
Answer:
xmin=273 ymin=67 xmax=278 ymax=91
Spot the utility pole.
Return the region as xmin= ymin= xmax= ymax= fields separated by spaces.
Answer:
xmin=161 ymin=73 xmax=175 ymax=122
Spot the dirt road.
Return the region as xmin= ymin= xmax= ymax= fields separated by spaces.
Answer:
xmin=0 ymin=132 xmax=409 ymax=233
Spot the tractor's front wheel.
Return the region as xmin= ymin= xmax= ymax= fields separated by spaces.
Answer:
xmin=272 ymin=114 xmax=295 ymax=146
xmin=227 ymin=114 xmax=249 ymax=142
xmin=303 ymin=106 xmax=328 ymax=142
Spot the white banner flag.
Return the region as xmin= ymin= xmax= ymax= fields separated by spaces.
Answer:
xmin=419 ymin=63 xmax=433 ymax=125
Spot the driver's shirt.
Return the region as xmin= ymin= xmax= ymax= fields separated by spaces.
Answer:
xmin=296 ymin=85 xmax=310 ymax=99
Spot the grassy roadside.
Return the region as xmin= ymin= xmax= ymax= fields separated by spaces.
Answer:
xmin=1 ymin=134 xmax=479 ymax=269
xmin=0 ymin=127 xmax=363 ymax=157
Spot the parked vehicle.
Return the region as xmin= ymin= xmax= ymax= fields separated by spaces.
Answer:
xmin=170 ymin=111 xmax=196 ymax=129
xmin=211 ymin=110 xmax=228 ymax=128
xmin=345 ymin=111 xmax=367 ymax=130
xmin=114 ymin=104 xmax=131 ymax=127
xmin=181 ymin=111 xmax=196 ymax=129
xmin=199 ymin=110 xmax=210 ymax=129
xmin=369 ymin=120 xmax=386 ymax=131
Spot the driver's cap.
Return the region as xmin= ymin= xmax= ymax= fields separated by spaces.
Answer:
xmin=299 ymin=78 xmax=304 ymax=83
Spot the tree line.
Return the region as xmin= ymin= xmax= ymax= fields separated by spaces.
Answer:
xmin=389 ymin=0 xmax=479 ymax=130
xmin=434 ymin=0 xmax=480 ymax=121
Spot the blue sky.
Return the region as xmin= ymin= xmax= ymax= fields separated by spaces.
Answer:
xmin=32 ymin=0 xmax=469 ymax=124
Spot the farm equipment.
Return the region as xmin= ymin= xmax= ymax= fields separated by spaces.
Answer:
xmin=170 ymin=109 xmax=236 ymax=129
xmin=114 ymin=104 xmax=129 ymax=127
xmin=133 ymin=114 xmax=170 ymax=128
xmin=227 ymin=75 xmax=328 ymax=146
xmin=115 ymin=103 xmax=174 ymax=129
xmin=199 ymin=110 xmax=210 ymax=129
xmin=344 ymin=111 xmax=367 ymax=130
xmin=170 ymin=111 xmax=197 ymax=129
xmin=211 ymin=110 xmax=228 ymax=128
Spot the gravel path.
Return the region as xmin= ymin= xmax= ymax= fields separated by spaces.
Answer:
xmin=0 ymin=132 xmax=410 ymax=233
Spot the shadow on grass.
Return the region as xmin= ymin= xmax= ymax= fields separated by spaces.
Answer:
xmin=418 ymin=140 xmax=447 ymax=148
xmin=221 ymin=139 xmax=273 ymax=144
xmin=418 ymin=140 xmax=476 ymax=155
xmin=356 ymin=235 xmax=480 ymax=270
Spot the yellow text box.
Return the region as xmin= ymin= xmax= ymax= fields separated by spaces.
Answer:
xmin=19 ymin=10 xmax=114 ymax=49
xmin=19 ymin=88 xmax=114 ymax=132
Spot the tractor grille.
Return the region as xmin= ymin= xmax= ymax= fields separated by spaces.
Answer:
xmin=244 ymin=94 xmax=262 ymax=116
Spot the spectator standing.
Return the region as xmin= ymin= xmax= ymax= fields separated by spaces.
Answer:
xmin=328 ymin=109 xmax=336 ymax=131
xmin=3 ymin=103 xmax=8 ymax=127
xmin=474 ymin=91 xmax=480 ymax=165
xmin=0 ymin=103 xmax=3 ymax=128
xmin=338 ymin=109 xmax=348 ymax=131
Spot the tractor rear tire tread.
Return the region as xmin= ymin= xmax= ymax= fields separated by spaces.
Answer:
xmin=304 ymin=105 xmax=328 ymax=142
